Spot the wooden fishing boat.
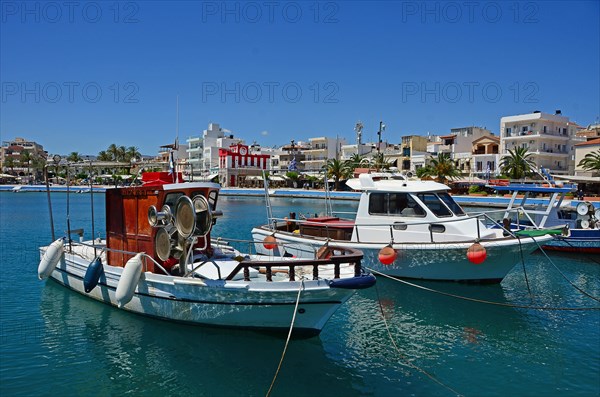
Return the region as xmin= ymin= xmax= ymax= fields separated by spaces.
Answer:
xmin=38 ymin=171 xmax=375 ymax=336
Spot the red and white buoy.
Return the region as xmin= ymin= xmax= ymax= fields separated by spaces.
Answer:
xmin=378 ymin=245 xmax=397 ymax=266
xmin=263 ymin=235 xmax=277 ymax=250
xmin=466 ymin=242 xmax=487 ymax=264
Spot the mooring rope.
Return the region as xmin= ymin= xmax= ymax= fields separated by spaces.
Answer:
xmin=517 ymin=236 xmax=533 ymax=300
xmin=266 ymin=279 xmax=304 ymax=397
xmin=531 ymin=237 xmax=600 ymax=303
xmin=374 ymin=283 xmax=464 ymax=397
xmin=367 ymin=268 xmax=600 ymax=311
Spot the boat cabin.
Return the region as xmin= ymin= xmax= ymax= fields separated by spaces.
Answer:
xmin=105 ymin=172 xmax=220 ymax=273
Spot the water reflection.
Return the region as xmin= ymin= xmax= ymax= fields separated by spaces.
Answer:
xmin=37 ymin=282 xmax=361 ymax=396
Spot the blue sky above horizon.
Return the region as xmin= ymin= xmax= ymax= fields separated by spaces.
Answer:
xmin=1 ymin=0 xmax=599 ymax=156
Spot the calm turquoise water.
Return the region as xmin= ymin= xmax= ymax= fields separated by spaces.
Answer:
xmin=1 ymin=192 xmax=599 ymax=396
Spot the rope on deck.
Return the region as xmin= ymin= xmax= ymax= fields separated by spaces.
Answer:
xmin=367 ymin=268 xmax=600 ymax=311
xmin=265 ymin=279 xmax=304 ymax=397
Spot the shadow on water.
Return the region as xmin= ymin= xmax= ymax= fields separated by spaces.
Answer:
xmin=28 ymin=282 xmax=361 ymax=397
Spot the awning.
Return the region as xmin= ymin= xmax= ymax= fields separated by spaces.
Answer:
xmin=0 ymin=174 xmax=16 ymax=178
xmin=245 ymin=175 xmax=263 ymax=181
xmin=270 ymin=176 xmax=287 ymax=181
xmin=554 ymin=175 xmax=600 ymax=183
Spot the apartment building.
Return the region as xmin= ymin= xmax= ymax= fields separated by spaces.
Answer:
xmin=186 ymin=123 xmax=242 ymax=178
xmin=471 ymin=135 xmax=500 ymax=178
xmin=500 ymin=110 xmax=584 ymax=175
xmin=1 ymin=137 xmax=48 ymax=181
xmin=400 ymin=135 xmax=428 ymax=171
xmin=302 ymin=136 xmax=346 ymax=174
xmin=432 ymin=127 xmax=492 ymax=175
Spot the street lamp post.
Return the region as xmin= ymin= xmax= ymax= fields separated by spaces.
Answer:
xmin=376 ymin=121 xmax=386 ymax=171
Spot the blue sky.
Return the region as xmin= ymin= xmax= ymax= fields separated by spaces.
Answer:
xmin=1 ymin=0 xmax=599 ymax=156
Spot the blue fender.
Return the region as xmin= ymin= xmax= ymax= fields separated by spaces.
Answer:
xmin=84 ymin=258 xmax=104 ymax=293
xmin=328 ymin=273 xmax=376 ymax=290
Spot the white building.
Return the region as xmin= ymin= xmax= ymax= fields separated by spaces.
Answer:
xmin=432 ymin=126 xmax=493 ymax=175
xmin=500 ymin=110 xmax=584 ymax=175
xmin=574 ymin=138 xmax=600 ymax=177
xmin=302 ymin=136 xmax=346 ymax=174
xmin=186 ymin=123 xmax=242 ymax=177
xmin=471 ymin=135 xmax=500 ymax=178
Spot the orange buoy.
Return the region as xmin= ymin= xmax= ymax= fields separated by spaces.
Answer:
xmin=466 ymin=242 xmax=487 ymax=264
xmin=378 ymin=245 xmax=397 ymax=266
xmin=263 ymin=235 xmax=277 ymax=250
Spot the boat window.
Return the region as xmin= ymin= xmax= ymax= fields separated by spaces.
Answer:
xmin=437 ymin=192 xmax=465 ymax=216
xmin=369 ymin=193 xmax=425 ymax=217
xmin=416 ymin=193 xmax=452 ymax=217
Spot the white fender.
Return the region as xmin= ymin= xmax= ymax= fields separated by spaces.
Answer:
xmin=115 ymin=254 xmax=144 ymax=308
xmin=38 ymin=239 xmax=64 ymax=280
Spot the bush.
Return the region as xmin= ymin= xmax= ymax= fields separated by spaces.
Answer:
xmin=469 ymin=185 xmax=482 ymax=194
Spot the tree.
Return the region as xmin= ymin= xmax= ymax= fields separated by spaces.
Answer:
xmin=106 ymin=144 xmax=119 ymax=161
xmin=370 ymin=153 xmax=393 ymax=171
xmin=67 ymin=152 xmax=83 ymax=163
xmin=418 ymin=153 xmax=461 ymax=183
xmin=578 ymin=149 xmax=600 ymax=172
xmin=97 ymin=151 xmax=111 ymax=161
xmin=416 ymin=165 xmax=434 ymax=179
xmin=324 ymin=158 xmax=351 ymax=190
xmin=4 ymin=157 xmax=16 ymax=174
xmin=500 ymin=147 xmax=536 ymax=179
xmin=346 ymin=153 xmax=366 ymax=171
xmin=125 ymin=146 xmax=141 ymax=162
xmin=20 ymin=150 xmax=32 ymax=178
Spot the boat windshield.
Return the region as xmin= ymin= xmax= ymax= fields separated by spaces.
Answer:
xmin=437 ymin=192 xmax=465 ymax=216
xmin=368 ymin=192 xmax=426 ymax=217
xmin=416 ymin=193 xmax=452 ymax=217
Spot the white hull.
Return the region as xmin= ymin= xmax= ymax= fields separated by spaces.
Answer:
xmin=252 ymin=227 xmax=551 ymax=283
xmin=42 ymin=248 xmax=357 ymax=335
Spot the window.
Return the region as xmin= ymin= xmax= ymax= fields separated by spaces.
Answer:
xmin=437 ymin=192 xmax=466 ymax=216
xmin=368 ymin=193 xmax=425 ymax=217
xmin=417 ymin=193 xmax=452 ymax=217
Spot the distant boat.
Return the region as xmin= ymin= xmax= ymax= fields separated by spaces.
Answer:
xmin=38 ymin=171 xmax=375 ymax=336
xmin=252 ymin=173 xmax=555 ymax=284
xmin=488 ymin=182 xmax=600 ymax=254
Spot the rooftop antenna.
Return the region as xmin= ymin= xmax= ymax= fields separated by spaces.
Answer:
xmin=355 ymin=121 xmax=363 ymax=146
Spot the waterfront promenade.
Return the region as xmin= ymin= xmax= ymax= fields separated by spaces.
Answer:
xmin=1 ymin=184 xmax=598 ymax=208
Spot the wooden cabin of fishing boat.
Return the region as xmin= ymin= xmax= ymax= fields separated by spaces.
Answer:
xmin=105 ymin=172 xmax=220 ymax=273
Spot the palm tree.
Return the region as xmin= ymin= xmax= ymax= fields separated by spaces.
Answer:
xmin=20 ymin=150 xmax=32 ymax=178
xmin=578 ymin=149 xmax=600 ymax=172
xmin=4 ymin=157 xmax=16 ymax=174
xmin=97 ymin=151 xmax=111 ymax=161
xmin=125 ymin=146 xmax=141 ymax=162
xmin=346 ymin=153 xmax=365 ymax=171
xmin=117 ymin=146 xmax=127 ymax=162
xmin=107 ymin=144 xmax=119 ymax=161
xmin=500 ymin=147 xmax=536 ymax=180
xmin=419 ymin=153 xmax=461 ymax=183
xmin=324 ymin=158 xmax=351 ymax=190
xmin=370 ymin=153 xmax=393 ymax=171
xmin=67 ymin=152 xmax=83 ymax=163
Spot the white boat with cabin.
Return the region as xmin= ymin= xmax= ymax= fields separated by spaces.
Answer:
xmin=252 ymin=173 xmax=555 ymax=283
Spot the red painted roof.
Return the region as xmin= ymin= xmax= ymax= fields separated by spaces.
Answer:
xmin=575 ymin=138 xmax=600 ymax=146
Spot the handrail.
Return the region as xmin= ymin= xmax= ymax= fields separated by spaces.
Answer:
xmin=224 ymin=246 xmax=363 ymax=281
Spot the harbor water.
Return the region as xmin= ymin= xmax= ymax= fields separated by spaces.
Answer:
xmin=0 ymin=192 xmax=599 ymax=396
